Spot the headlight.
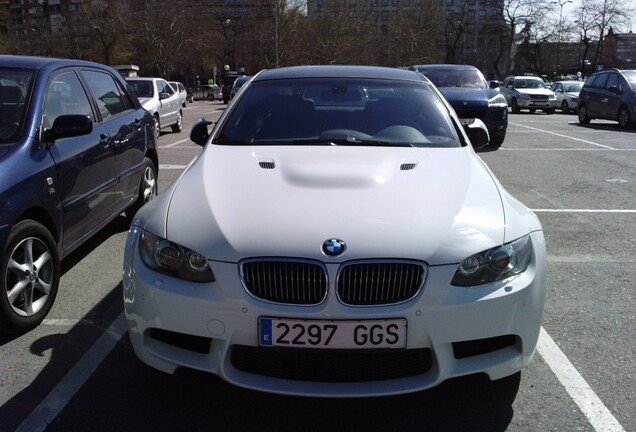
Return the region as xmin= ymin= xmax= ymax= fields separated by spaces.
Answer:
xmin=518 ymin=93 xmax=531 ymax=100
xmin=488 ymin=94 xmax=507 ymax=106
xmin=139 ymin=231 xmax=215 ymax=282
xmin=451 ymin=235 xmax=532 ymax=286
xmin=549 ymin=94 xmax=557 ymax=100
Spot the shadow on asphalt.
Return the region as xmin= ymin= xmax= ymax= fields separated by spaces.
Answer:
xmin=45 ymin=352 xmax=521 ymax=432
xmin=0 ymin=210 xmax=521 ymax=432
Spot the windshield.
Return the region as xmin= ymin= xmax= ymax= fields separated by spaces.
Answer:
xmin=420 ymin=68 xmax=488 ymax=89
xmin=623 ymin=71 xmax=636 ymax=88
xmin=216 ymin=78 xmax=460 ymax=148
xmin=0 ymin=69 xmax=34 ymax=144
xmin=564 ymin=82 xmax=583 ymax=92
xmin=127 ymin=80 xmax=154 ymax=98
xmin=515 ymin=78 xmax=548 ymax=89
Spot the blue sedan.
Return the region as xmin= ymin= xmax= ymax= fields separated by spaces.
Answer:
xmin=0 ymin=55 xmax=158 ymax=333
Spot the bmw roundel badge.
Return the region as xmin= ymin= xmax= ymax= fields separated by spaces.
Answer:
xmin=322 ymin=238 xmax=346 ymax=257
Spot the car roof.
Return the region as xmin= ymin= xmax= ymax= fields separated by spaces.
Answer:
xmin=411 ymin=64 xmax=479 ymax=71
xmin=0 ymin=55 xmax=122 ymax=79
xmin=252 ymin=65 xmax=424 ymax=82
xmin=126 ymin=77 xmax=162 ymax=81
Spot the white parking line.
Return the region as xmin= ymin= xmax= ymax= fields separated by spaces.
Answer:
xmin=532 ymin=209 xmax=636 ymax=213
xmin=161 ymin=138 xmax=190 ymax=148
xmin=19 ymin=315 xmax=626 ymax=432
xmin=16 ymin=313 xmax=127 ymax=432
xmin=538 ymin=328 xmax=626 ymax=432
xmin=509 ymin=122 xmax=617 ymax=149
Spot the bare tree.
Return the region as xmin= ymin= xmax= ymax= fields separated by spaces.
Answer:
xmin=124 ymin=0 xmax=206 ymax=78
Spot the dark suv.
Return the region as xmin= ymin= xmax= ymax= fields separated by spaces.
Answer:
xmin=577 ymin=68 xmax=636 ymax=129
xmin=0 ymin=55 xmax=158 ymax=333
xmin=410 ymin=64 xmax=509 ymax=147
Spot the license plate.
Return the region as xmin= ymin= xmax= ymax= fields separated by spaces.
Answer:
xmin=259 ymin=317 xmax=407 ymax=349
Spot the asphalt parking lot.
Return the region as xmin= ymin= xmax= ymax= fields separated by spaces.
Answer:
xmin=0 ymin=102 xmax=634 ymax=432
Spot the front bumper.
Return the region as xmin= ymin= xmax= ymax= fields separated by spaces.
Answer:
xmin=123 ymin=227 xmax=546 ymax=397
xmin=516 ymin=98 xmax=557 ymax=109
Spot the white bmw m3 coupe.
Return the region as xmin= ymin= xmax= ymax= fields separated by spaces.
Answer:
xmin=123 ymin=65 xmax=546 ymax=397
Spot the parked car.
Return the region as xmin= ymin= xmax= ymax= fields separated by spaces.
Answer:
xmin=0 ymin=55 xmax=158 ymax=333
xmin=169 ymin=81 xmax=188 ymax=108
xmin=126 ymin=77 xmax=182 ymax=139
xmin=550 ymin=80 xmax=583 ymax=114
xmin=501 ymin=75 xmax=557 ymax=114
xmin=410 ymin=64 xmax=508 ymax=147
xmin=229 ymin=75 xmax=252 ymax=101
xmin=123 ymin=65 xmax=546 ymax=398
xmin=577 ymin=68 xmax=636 ymax=129
xmin=201 ymin=84 xmax=222 ymax=101
xmin=221 ymin=74 xmax=240 ymax=104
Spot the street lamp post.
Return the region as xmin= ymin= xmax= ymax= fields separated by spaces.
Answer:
xmin=553 ymin=0 xmax=573 ymax=76
xmin=274 ymin=0 xmax=279 ymax=68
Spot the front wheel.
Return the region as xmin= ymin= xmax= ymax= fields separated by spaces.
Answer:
xmin=618 ymin=107 xmax=632 ymax=129
xmin=561 ymin=100 xmax=569 ymax=114
xmin=171 ymin=111 xmax=183 ymax=133
xmin=489 ymin=129 xmax=506 ymax=147
xmin=578 ymin=104 xmax=591 ymax=124
xmin=125 ymin=157 xmax=158 ymax=220
xmin=511 ymin=99 xmax=520 ymax=114
xmin=0 ymin=220 xmax=60 ymax=334
xmin=153 ymin=115 xmax=160 ymax=141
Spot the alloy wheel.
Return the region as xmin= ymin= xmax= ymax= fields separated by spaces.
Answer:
xmin=5 ymin=237 xmax=54 ymax=317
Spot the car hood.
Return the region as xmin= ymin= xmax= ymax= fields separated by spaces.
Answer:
xmin=437 ymin=87 xmax=497 ymax=107
xmin=153 ymin=146 xmax=511 ymax=265
xmin=565 ymin=91 xmax=580 ymax=97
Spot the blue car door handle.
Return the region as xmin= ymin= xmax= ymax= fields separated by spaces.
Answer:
xmin=99 ymin=133 xmax=110 ymax=148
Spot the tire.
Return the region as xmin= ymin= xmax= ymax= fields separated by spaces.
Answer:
xmin=171 ymin=111 xmax=183 ymax=133
xmin=529 ymin=108 xmax=537 ymax=114
xmin=489 ymin=129 xmax=506 ymax=147
xmin=578 ymin=104 xmax=591 ymax=124
xmin=561 ymin=100 xmax=569 ymax=114
xmin=153 ymin=115 xmax=160 ymax=141
xmin=511 ymin=99 xmax=520 ymax=114
xmin=618 ymin=107 xmax=632 ymax=129
xmin=125 ymin=157 xmax=158 ymax=220
xmin=0 ymin=220 xmax=60 ymax=334
xmin=544 ymin=108 xmax=555 ymax=114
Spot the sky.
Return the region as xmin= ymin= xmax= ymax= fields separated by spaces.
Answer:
xmin=561 ymin=0 xmax=636 ymax=35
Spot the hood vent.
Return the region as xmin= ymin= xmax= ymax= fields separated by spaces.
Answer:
xmin=259 ymin=160 xmax=276 ymax=169
xmin=400 ymin=162 xmax=417 ymax=171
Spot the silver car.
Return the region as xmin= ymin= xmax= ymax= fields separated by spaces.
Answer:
xmin=169 ymin=81 xmax=188 ymax=108
xmin=501 ymin=76 xmax=557 ymax=114
xmin=551 ymin=80 xmax=583 ymax=114
xmin=127 ymin=77 xmax=183 ymax=139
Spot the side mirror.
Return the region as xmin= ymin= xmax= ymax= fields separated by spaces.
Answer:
xmin=159 ymin=92 xmax=171 ymax=100
xmin=607 ymin=85 xmax=620 ymax=94
xmin=462 ymin=118 xmax=490 ymax=148
xmin=43 ymin=114 xmax=93 ymax=142
xmin=190 ymin=117 xmax=213 ymax=146
xmin=489 ymin=80 xmax=500 ymax=89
